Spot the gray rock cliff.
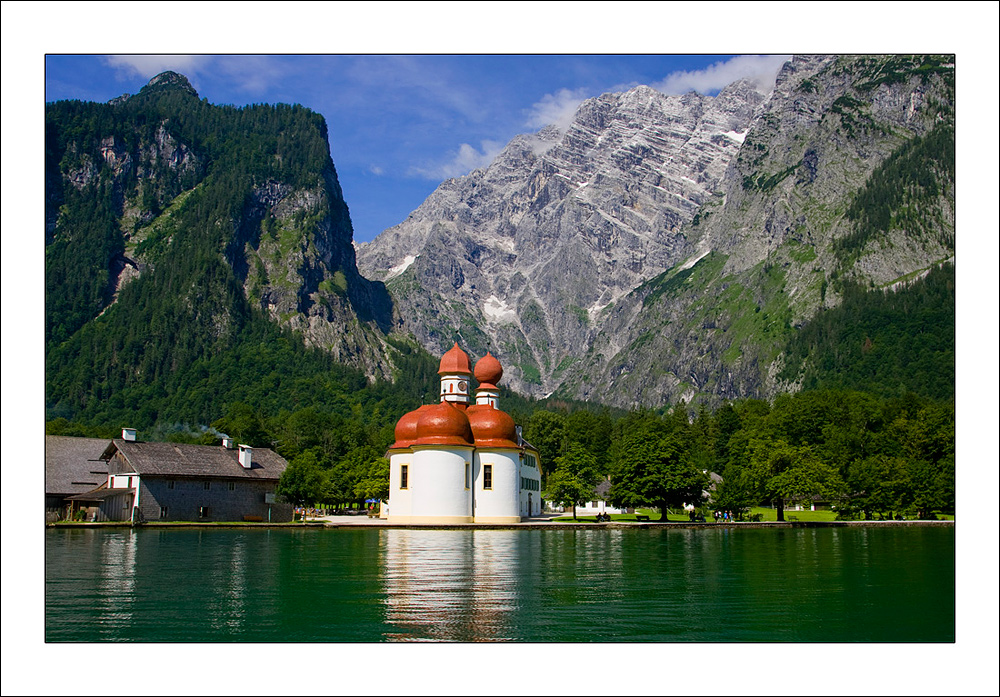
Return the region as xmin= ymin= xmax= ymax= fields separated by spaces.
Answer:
xmin=357 ymin=79 xmax=769 ymax=395
xmin=359 ymin=55 xmax=955 ymax=407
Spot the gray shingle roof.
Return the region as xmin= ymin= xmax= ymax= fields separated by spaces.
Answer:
xmin=595 ymin=478 xmax=612 ymax=498
xmin=45 ymin=435 xmax=111 ymax=495
xmin=68 ymin=487 xmax=133 ymax=502
xmin=101 ymin=439 xmax=288 ymax=481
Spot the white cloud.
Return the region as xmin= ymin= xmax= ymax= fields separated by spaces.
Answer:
xmin=345 ymin=56 xmax=491 ymax=124
xmin=103 ymin=55 xmax=210 ymax=81
xmin=102 ymin=54 xmax=288 ymax=97
xmin=369 ymin=164 xmax=384 ymax=176
xmin=653 ymin=55 xmax=792 ymax=95
xmin=525 ymin=87 xmax=590 ymax=131
xmin=213 ymin=55 xmax=288 ymax=96
xmin=411 ymin=140 xmax=505 ymax=180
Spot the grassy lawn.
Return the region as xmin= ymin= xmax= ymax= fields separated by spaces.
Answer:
xmin=551 ymin=507 xmax=848 ymax=523
xmin=749 ymin=507 xmax=838 ymax=522
xmin=551 ymin=509 xmax=693 ymax=523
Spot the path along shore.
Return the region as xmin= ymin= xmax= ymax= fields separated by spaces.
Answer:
xmin=48 ymin=516 xmax=955 ymax=530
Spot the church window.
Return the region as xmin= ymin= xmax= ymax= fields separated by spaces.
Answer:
xmin=400 ymin=465 xmax=409 ymax=489
xmin=484 ymin=465 xmax=493 ymax=490
xmin=465 ymin=463 xmax=470 ymax=489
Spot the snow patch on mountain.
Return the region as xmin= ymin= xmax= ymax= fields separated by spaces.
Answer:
xmin=385 ymin=254 xmax=418 ymax=280
xmin=483 ymin=295 xmax=518 ymax=324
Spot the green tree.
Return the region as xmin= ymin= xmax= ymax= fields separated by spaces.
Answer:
xmin=846 ymin=454 xmax=911 ymax=520
xmin=524 ymin=410 xmax=566 ymax=482
xmin=328 ymin=444 xmax=382 ymax=507
xmin=547 ymin=442 xmax=601 ymax=520
xmin=211 ymin=402 xmax=272 ymax=448
xmin=564 ymin=410 xmax=613 ymax=474
xmin=354 ymin=456 xmax=390 ymax=505
xmin=744 ymin=438 xmax=843 ymax=521
xmin=610 ymin=411 xmax=708 ymax=518
xmin=276 ymin=450 xmax=328 ymax=515
xmin=907 ymin=455 xmax=954 ymax=520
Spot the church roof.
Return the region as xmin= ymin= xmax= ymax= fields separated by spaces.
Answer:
xmin=413 ymin=402 xmax=474 ymax=447
xmin=389 ymin=404 xmax=435 ymax=450
xmin=473 ymin=351 xmax=503 ymax=388
xmin=467 ymin=404 xmax=519 ymax=449
xmin=438 ymin=342 xmax=472 ymax=375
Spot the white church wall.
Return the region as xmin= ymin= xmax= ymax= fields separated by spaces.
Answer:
xmin=473 ymin=449 xmax=520 ymax=523
xmin=406 ymin=445 xmax=474 ymax=523
xmin=387 ymin=451 xmax=413 ymax=520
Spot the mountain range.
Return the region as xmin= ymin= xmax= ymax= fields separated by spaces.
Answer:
xmin=356 ymin=54 xmax=955 ymax=407
xmin=44 ymin=55 xmax=955 ymax=429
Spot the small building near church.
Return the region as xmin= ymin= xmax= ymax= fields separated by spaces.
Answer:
xmin=65 ymin=430 xmax=294 ymax=523
xmin=562 ymin=478 xmax=631 ymax=517
xmin=45 ymin=435 xmax=112 ymax=521
xmin=385 ymin=343 xmax=542 ymax=524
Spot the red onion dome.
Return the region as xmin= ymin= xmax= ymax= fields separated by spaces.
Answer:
xmin=389 ymin=405 xmax=434 ymax=450
xmin=438 ymin=342 xmax=472 ymax=376
xmin=473 ymin=351 xmax=503 ymax=388
xmin=413 ymin=402 xmax=474 ymax=447
xmin=467 ymin=404 xmax=520 ymax=449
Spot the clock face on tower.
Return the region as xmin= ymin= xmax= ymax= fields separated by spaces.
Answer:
xmin=458 ymin=381 xmax=468 ymax=392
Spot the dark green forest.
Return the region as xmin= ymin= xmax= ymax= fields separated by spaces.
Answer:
xmin=780 ymin=264 xmax=954 ymax=400
xmin=46 ymin=73 xmax=378 ymax=432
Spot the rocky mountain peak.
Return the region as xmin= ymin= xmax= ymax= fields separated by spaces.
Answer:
xmin=139 ymin=71 xmax=199 ymax=98
xmin=357 ymin=56 xmax=953 ymax=408
xmin=357 ymin=79 xmax=767 ymax=396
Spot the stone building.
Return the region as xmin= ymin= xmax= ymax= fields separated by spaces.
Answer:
xmin=70 ymin=430 xmax=293 ymax=522
xmin=385 ymin=344 xmax=542 ymax=524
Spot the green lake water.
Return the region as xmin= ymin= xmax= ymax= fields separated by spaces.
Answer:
xmin=44 ymin=525 xmax=954 ymax=642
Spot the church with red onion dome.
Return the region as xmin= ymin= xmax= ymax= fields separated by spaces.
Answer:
xmin=384 ymin=343 xmax=542 ymax=524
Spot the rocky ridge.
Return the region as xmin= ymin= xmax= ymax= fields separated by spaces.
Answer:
xmin=358 ymin=55 xmax=955 ymax=407
xmin=356 ymin=79 xmax=769 ymax=395
xmin=559 ymin=55 xmax=955 ymax=407
xmin=46 ymin=72 xmax=398 ymax=380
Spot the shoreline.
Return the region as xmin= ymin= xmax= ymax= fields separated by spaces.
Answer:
xmin=46 ymin=519 xmax=955 ymax=530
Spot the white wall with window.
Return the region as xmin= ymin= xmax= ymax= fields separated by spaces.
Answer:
xmin=473 ymin=449 xmax=520 ymax=524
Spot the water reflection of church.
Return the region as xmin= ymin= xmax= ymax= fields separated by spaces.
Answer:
xmin=384 ymin=344 xmax=542 ymax=524
xmin=380 ymin=529 xmax=525 ymax=641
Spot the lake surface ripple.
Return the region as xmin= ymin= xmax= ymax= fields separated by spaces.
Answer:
xmin=45 ymin=526 xmax=954 ymax=642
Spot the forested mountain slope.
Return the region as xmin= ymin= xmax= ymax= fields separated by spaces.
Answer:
xmin=45 ymin=57 xmax=956 ymax=435
xmin=45 ymin=72 xmax=401 ymax=429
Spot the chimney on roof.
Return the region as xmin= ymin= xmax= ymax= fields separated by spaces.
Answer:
xmin=122 ymin=428 xmax=137 ymax=442
xmin=238 ymin=444 xmax=253 ymax=469
xmin=222 ymin=437 xmax=234 ymax=449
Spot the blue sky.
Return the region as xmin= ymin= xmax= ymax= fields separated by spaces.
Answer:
xmin=44 ymin=53 xmax=790 ymax=243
